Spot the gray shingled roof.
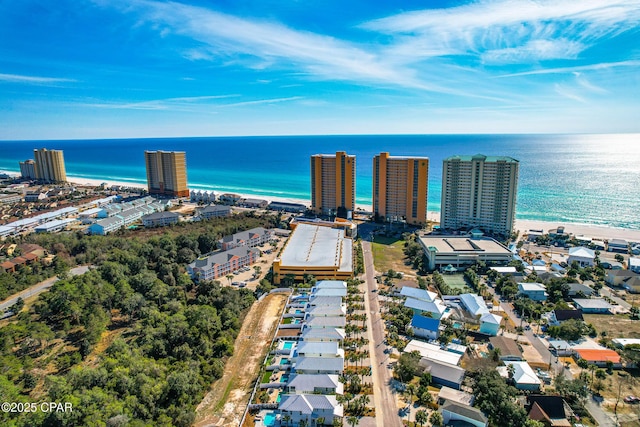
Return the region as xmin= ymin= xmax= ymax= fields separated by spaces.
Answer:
xmin=190 ymin=247 xmax=260 ymax=269
xmin=279 ymin=394 xmax=338 ymax=414
xmin=440 ymin=401 xmax=488 ymax=424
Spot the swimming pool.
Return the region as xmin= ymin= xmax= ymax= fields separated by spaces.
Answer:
xmin=282 ymin=341 xmax=294 ymax=350
xmin=280 ymin=374 xmax=290 ymax=383
xmin=295 ymin=309 xmax=303 ymax=314
xmin=276 ymin=393 xmax=282 ymax=403
xmin=279 ymin=359 xmax=289 ymax=365
xmin=263 ymin=412 xmax=277 ymax=427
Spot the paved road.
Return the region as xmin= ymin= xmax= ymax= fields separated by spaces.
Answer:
xmin=0 ymin=265 xmax=91 ymax=312
xmin=599 ymin=287 xmax=632 ymax=311
xmin=362 ymin=240 xmax=402 ymax=427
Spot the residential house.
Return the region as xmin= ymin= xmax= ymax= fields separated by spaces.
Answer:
xmin=606 ymin=270 xmax=640 ymax=292
xmin=547 ymin=309 xmax=584 ymax=326
xmin=527 ymin=395 xmax=574 ymax=427
xmin=404 ymin=297 xmax=447 ymax=319
xmin=629 ymin=257 xmax=640 ymax=274
xmin=268 ymin=201 xmax=308 ymax=213
xmin=548 ymin=340 xmax=572 ymax=357
xmin=608 ymin=239 xmax=629 ymax=253
xmin=314 ymin=280 xmax=347 ymax=290
xmin=294 ymin=357 xmax=344 ymax=375
xmin=218 ymin=193 xmax=242 ymax=205
xmin=437 ymin=386 xmax=475 ymax=406
xmin=302 ymin=316 xmax=346 ymax=329
xmin=404 ymin=340 xmax=463 ymax=366
xmin=278 ymin=394 xmax=342 ymax=426
xmin=573 ymin=349 xmax=622 ymax=368
xmin=489 ymin=336 xmax=523 ymax=361
xmin=142 ymin=211 xmax=180 ymax=227
xmin=238 ymin=198 xmax=268 ymax=208
xmin=306 ymin=296 xmax=343 ymax=308
xmin=305 ymin=305 xmax=345 ymax=317
xmin=567 ymin=247 xmax=595 ymax=267
xmin=300 ymin=328 xmax=345 ymax=343
xmin=499 ymin=361 xmax=542 ymax=391
xmin=419 ymin=358 xmax=466 ymax=390
xmin=567 ymin=282 xmax=594 ymax=298
xmin=295 ymin=342 xmax=343 ymax=358
xmin=218 ymin=227 xmax=272 ymax=250
xmin=310 ymin=287 xmax=347 ymax=298
xmin=439 ymin=401 xmax=488 ymax=427
xmin=612 ymin=338 xmax=640 ymax=348
xmin=400 ymin=286 xmax=437 ymax=302
xmin=409 ymin=314 xmax=441 ymax=340
xmin=284 ymin=374 xmax=343 ymax=395
xmin=88 ymin=216 xmax=125 ymax=235
xmin=517 ymin=282 xmax=548 ymax=301
xmin=187 ymin=247 xmax=260 ymax=281
xmin=197 ymin=204 xmax=231 ymax=220
xmin=459 ymin=293 xmax=490 ymax=317
xmin=572 ymin=298 xmax=613 ymax=314
xmin=479 ymin=313 xmax=503 ymax=336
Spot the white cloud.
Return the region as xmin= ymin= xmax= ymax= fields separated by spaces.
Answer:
xmin=361 ymin=0 xmax=640 ymax=62
xmin=0 ymin=73 xmax=76 ymax=84
xmin=497 ymin=60 xmax=640 ymax=77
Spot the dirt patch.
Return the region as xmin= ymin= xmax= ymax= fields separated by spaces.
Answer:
xmin=584 ymin=314 xmax=640 ymax=339
xmin=194 ymin=292 xmax=288 ymax=427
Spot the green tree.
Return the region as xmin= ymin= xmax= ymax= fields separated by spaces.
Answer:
xmin=429 ymin=411 xmax=443 ymax=427
xmin=415 ymin=409 xmax=428 ymax=427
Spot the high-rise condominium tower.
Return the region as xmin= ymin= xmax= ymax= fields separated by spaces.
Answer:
xmin=372 ymin=152 xmax=429 ymax=226
xmin=19 ymin=159 xmax=37 ymax=180
xmin=144 ymin=150 xmax=189 ymax=197
xmin=441 ymin=154 xmax=519 ymax=236
xmin=310 ymin=151 xmax=355 ymax=217
xmin=33 ymin=148 xmax=67 ymax=183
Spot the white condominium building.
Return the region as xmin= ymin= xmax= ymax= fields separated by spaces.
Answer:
xmin=441 ymin=154 xmax=518 ymax=236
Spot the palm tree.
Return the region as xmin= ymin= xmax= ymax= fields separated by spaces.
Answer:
xmin=415 ymin=409 xmax=428 ymax=427
xmin=347 ymin=415 xmax=359 ymax=427
xmin=405 ymin=383 xmax=417 ymax=405
xmin=429 ymin=411 xmax=443 ymax=427
xmin=253 ymin=265 xmax=262 ymax=278
xmin=225 ymin=273 xmax=233 ymax=285
xmin=316 ymin=416 xmax=325 ymax=426
xmin=282 ymin=414 xmax=291 ymax=427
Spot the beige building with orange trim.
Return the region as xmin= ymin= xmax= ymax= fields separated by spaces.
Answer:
xmin=310 ymin=151 xmax=355 ymax=217
xmin=33 ymin=148 xmax=67 ymax=183
xmin=372 ymin=152 xmax=429 ymax=226
xmin=144 ymin=150 xmax=189 ymax=197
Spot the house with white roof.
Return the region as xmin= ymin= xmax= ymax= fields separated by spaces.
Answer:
xmin=313 ymin=280 xmax=347 ymax=289
xmin=305 ymin=305 xmax=346 ymax=318
xmin=295 ymin=342 xmax=343 ymax=358
xmin=479 ymin=312 xmax=502 ymax=336
xmin=294 ymin=357 xmax=344 ymax=375
xmin=404 ymin=340 xmax=462 ymax=366
xmin=459 ymin=293 xmax=490 ymax=317
xmin=404 ymin=297 xmax=447 ymax=319
xmin=302 ymin=316 xmax=347 ymax=329
xmin=284 ymin=374 xmax=343 ymax=395
xmin=572 ymin=298 xmax=613 ymax=314
xmin=499 ymin=361 xmax=542 ymax=391
xmin=400 ymin=286 xmax=437 ymax=302
xmin=517 ymin=283 xmax=548 ymax=301
xmin=612 ymin=338 xmax=640 ymax=348
xmin=279 ymin=394 xmax=342 ymax=426
xmin=310 ymin=287 xmax=347 ymax=298
xmin=301 ymin=328 xmax=345 ymax=343
xmin=568 ymin=247 xmax=596 ymax=267
xmin=630 ymin=257 xmax=640 ymax=274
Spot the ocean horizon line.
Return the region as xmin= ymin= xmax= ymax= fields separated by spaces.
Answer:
xmin=2 ymin=131 xmax=639 ymax=143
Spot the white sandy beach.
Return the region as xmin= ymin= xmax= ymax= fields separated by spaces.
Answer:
xmin=6 ymin=171 xmax=640 ymax=243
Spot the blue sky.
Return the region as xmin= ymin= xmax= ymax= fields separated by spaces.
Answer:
xmin=1 ymin=0 xmax=639 ymax=139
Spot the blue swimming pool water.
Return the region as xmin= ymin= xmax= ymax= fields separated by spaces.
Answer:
xmin=264 ymin=412 xmax=277 ymax=427
xmin=282 ymin=341 xmax=294 ymax=350
xmin=276 ymin=393 xmax=282 ymax=403
xmin=295 ymin=309 xmax=303 ymax=314
xmin=279 ymin=359 xmax=289 ymax=365
xmin=280 ymin=374 xmax=290 ymax=383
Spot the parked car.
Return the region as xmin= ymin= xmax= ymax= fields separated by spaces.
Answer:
xmin=624 ymin=395 xmax=640 ymax=404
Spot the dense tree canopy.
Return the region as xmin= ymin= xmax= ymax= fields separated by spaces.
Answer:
xmin=0 ymin=213 xmax=272 ymax=426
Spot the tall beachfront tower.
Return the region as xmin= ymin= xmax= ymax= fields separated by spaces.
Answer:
xmin=372 ymin=152 xmax=429 ymax=226
xmin=310 ymin=151 xmax=355 ymax=217
xmin=19 ymin=159 xmax=37 ymax=180
xmin=144 ymin=150 xmax=189 ymax=197
xmin=33 ymin=148 xmax=67 ymax=183
xmin=441 ymin=154 xmax=519 ymax=236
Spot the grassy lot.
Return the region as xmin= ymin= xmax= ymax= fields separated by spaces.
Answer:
xmin=583 ymin=314 xmax=640 ymax=339
xmin=371 ymin=236 xmax=415 ymax=276
xmin=442 ymin=274 xmax=472 ymax=293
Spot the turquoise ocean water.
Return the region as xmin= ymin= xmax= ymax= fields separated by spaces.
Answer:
xmin=1 ymin=134 xmax=639 ymax=230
